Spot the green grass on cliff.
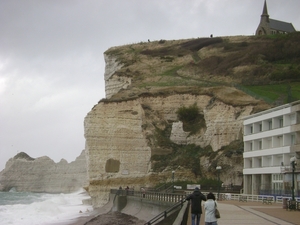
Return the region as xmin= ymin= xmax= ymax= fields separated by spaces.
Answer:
xmin=238 ymin=82 xmax=300 ymax=104
xmin=105 ymin=32 xmax=300 ymax=106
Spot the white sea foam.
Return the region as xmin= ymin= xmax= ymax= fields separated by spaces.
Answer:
xmin=0 ymin=189 xmax=93 ymax=225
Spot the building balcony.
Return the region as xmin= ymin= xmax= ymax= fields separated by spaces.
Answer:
xmin=243 ymin=166 xmax=282 ymax=175
xmin=243 ymin=146 xmax=291 ymax=158
xmin=244 ymin=126 xmax=292 ymax=140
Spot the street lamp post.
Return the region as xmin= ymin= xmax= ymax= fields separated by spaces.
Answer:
xmin=290 ymin=157 xmax=297 ymax=201
xmin=216 ymin=166 xmax=222 ymax=201
xmin=172 ymin=171 xmax=175 ymax=193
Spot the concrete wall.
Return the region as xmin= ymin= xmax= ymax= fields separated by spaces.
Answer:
xmin=114 ymin=195 xmax=174 ymax=222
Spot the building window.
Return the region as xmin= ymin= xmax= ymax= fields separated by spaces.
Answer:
xmin=259 ymin=123 xmax=262 ymax=132
xmin=268 ymin=120 xmax=272 ymax=130
xmin=273 ymin=182 xmax=283 ymax=191
xmin=266 ymin=138 xmax=272 ymax=148
xmin=272 ymin=174 xmax=282 ymax=181
xmin=279 ymin=118 xmax=283 ymax=127
xmin=291 ymin=134 xmax=295 ymax=145
xmin=289 ymin=113 xmax=296 ymax=125
xmin=278 ymin=136 xmax=283 ymax=147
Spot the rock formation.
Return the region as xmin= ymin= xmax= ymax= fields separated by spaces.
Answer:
xmin=84 ymin=33 xmax=300 ymax=207
xmin=85 ymin=89 xmax=266 ymax=206
xmin=83 ymin=36 xmax=280 ymax=207
xmin=0 ymin=150 xmax=88 ymax=193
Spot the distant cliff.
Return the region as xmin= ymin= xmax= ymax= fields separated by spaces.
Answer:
xmin=0 ymin=150 xmax=88 ymax=193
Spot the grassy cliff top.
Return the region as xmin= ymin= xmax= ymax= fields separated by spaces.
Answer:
xmin=104 ymin=33 xmax=300 ymax=106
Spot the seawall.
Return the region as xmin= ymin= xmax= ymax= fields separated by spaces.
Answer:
xmin=100 ymin=193 xmax=186 ymax=224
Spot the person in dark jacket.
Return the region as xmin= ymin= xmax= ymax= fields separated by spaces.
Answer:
xmin=186 ymin=187 xmax=206 ymax=225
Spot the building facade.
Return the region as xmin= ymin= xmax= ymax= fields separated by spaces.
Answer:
xmin=256 ymin=0 xmax=296 ymax=35
xmin=243 ymin=101 xmax=300 ymax=196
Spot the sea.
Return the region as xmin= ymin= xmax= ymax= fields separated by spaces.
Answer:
xmin=0 ymin=188 xmax=93 ymax=225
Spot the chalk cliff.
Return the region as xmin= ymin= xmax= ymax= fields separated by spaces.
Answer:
xmin=84 ymin=36 xmax=277 ymax=207
xmin=0 ymin=150 xmax=88 ymax=193
xmin=85 ymin=89 xmax=266 ymax=206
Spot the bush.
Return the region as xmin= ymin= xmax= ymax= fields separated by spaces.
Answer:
xmin=176 ymin=103 xmax=199 ymax=122
xmin=270 ymin=66 xmax=300 ymax=81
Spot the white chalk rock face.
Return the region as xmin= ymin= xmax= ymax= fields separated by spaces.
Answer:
xmin=0 ymin=151 xmax=88 ymax=193
xmin=84 ymin=93 xmax=257 ymax=207
xmin=104 ymin=54 xmax=131 ymax=99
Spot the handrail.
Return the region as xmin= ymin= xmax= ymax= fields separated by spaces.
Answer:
xmin=112 ymin=188 xmax=299 ymax=204
xmin=112 ymin=189 xmax=300 ymax=224
xmin=164 ymin=185 xmax=174 ymax=193
xmin=147 ymin=184 xmax=173 ymax=193
xmin=111 ymin=189 xmax=186 ymax=203
xmin=172 ymin=201 xmax=189 ymax=225
xmin=144 ymin=199 xmax=186 ymax=225
xmin=154 ymin=183 xmax=169 ymax=192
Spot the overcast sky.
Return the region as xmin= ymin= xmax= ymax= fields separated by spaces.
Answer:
xmin=0 ymin=0 xmax=299 ymax=171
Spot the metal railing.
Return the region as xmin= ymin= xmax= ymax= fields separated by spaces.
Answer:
xmin=260 ymin=189 xmax=300 ymax=197
xmin=144 ymin=199 xmax=187 ymax=225
xmin=111 ymin=188 xmax=186 ymax=203
xmin=111 ymin=188 xmax=187 ymax=224
xmin=111 ymin=188 xmax=300 ymax=224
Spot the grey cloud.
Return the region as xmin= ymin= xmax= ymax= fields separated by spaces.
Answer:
xmin=0 ymin=0 xmax=299 ymax=170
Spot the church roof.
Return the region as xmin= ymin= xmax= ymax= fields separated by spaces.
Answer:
xmin=269 ymin=19 xmax=296 ymax=33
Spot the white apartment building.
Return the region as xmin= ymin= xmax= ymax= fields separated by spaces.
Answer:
xmin=243 ymin=101 xmax=300 ymax=195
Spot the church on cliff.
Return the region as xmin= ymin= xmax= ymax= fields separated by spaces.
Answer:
xmin=256 ymin=0 xmax=296 ymax=35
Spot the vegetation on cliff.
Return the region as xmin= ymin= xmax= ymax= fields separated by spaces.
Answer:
xmin=103 ymin=33 xmax=300 ymax=186
xmin=176 ymin=103 xmax=205 ymax=135
xmin=105 ymin=32 xmax=300 ymax=106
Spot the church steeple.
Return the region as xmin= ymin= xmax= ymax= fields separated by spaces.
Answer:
xmin=261 ymin=0 xmax=269 ymax=22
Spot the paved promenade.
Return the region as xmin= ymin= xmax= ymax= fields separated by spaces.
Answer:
xmin=187 ymin=200 xmax=300 ymax=225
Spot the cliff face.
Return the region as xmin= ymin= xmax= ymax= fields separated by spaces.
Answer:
xmin=85 ymin=90 xmax=262 ymax=206
xmin=84 ymin=36 xmax=275 ymax=207
xmin=0 ymin=151 xmax=88 ymax=193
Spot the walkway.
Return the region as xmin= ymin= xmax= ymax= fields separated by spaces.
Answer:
xmin=187 ymin=200 xmax=300 ymax=225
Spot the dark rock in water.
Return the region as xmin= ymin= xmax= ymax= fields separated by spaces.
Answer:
xmin=84 ymin=211 xmax=145 ymax=225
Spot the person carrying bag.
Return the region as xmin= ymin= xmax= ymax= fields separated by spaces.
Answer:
xmin=214 ymin=202 xmax=220 ymax=219
xmin=204 ymin=192 xmax=219 ymax=225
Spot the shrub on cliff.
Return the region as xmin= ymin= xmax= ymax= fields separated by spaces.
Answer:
xmin=176 ymin=103 xmax=199 ymax=122
xmin=176 ymin=103 xmax=206 ymax=135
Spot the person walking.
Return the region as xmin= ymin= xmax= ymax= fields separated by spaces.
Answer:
xmin=204 ymin=192 xmax=218 ymax=225
xmin=186 ymin=187 xmax=206 ymax=225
